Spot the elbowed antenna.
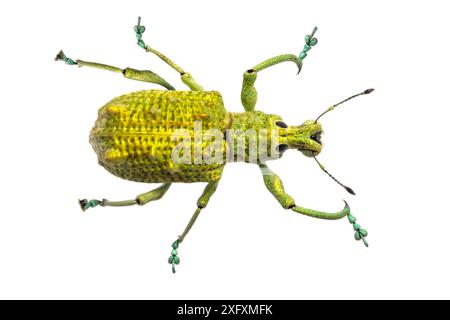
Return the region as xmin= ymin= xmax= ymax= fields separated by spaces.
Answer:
xmin=314 ymin=157 xmax=355 ymax=195
xmin=315 ymin=88 xmax=374 ymax=123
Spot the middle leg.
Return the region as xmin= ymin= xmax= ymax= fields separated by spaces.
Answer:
xmin=133 ymin=17 xmax=204 ymax=91
xmin=168 ymin=181 xmax=219 ymax=273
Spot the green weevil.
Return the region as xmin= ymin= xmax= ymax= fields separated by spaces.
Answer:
xmin=55 ymin=17 xmax=373 ymax=273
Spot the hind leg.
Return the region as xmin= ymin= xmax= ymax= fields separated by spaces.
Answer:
xmin=79 ymin=183 xmax=172 ymax=211
xmin=168 ymin=181 xmax=219 ymax=273
xmin=55 ymin=50 xmax=175 ymax=90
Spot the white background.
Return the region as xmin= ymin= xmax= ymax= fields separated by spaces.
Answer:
xmin=0 ymin=0 xmax=449 ymax=299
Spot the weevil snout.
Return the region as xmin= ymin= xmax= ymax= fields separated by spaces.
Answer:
xmin=275 ymin=119 xmax=323 ymax=157
xmin=298 ymin=120 xmax=323 ymax=157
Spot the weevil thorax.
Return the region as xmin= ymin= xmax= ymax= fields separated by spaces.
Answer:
xmin=227 ymin=112 xmax=322 ymax=162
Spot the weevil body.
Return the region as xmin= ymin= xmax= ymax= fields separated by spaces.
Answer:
xmin=91 ymin=90 xmax=229 ymax=183
xmin=56 ymin=18 xmax=372 ymax=273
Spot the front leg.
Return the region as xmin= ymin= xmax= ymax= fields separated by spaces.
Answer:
xmin=79 ymin=183 xmax=172 ymax=211
xmin=258 ymin=163 xmax=369 ymax=247
xmin=240 ymin=27 xmax=318 ymax=112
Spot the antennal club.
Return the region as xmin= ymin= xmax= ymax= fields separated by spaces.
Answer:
xmin=315 ymin=88 xmax=374 ymax=123
xmin=314 ymin=157 xmax=355 ymax=195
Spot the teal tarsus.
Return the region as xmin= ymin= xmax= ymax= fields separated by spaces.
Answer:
xmin=134 ymin=16 xmax=146 ymax=48
xmin=79 ymin=199 xmax=101 ymax=211
xmin=169 ymin=239 xmax=181 ymax=273
xmin=347 ymin=213 xmax=369 ymax=247
xmin=362 ymin=237 xmax=369 ymax=248
xmin=299 ymin=26 xmax=318 ymax=60
xmin=55 ymin=50 xmax=77 ymax=65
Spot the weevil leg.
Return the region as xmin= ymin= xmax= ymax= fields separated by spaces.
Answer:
xmin=240 ymin=27 xmax=319 ymax=112
xmin=241 ymin=55 xmax=302 ymax=112
xmin=133 ymin=17 xmax=204 ymax=91
xmin=79 ymin=183 xmax=172 ymax=211
xmin=258 ymin=163 xmax=369 ymax=246
xmin=168 ymin=181 xmax=219 ymax=273
xmin=55 ymin=50 xmax=175 ymax=90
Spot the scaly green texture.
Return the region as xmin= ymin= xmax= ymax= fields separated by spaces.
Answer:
xmin=90 ymin=90 xmax=230 ymax=183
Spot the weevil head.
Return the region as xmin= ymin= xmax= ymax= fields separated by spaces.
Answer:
xmin=274 ymin=119 xmax=323 ymax=157
xmin=269 ymin=88 xmax=374 ymax=194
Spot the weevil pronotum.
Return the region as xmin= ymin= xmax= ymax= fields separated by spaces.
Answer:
xmin=56 ymin=17 xmax=373 ymax=273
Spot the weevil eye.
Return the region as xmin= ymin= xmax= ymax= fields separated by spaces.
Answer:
xmin=276 ymin=144 xmax=289 ymax=153
xmin=275 ymin=121 xmax=288 ymax=128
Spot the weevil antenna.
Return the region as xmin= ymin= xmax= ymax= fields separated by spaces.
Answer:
xmin=315 ymin=88 xmax=374 ymax=123
xmin=313 ymin=157 xmax=355 ymax=195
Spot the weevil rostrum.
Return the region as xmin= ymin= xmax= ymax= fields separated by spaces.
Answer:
xmin=56 ymin=17 xmax=373 ymax=273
